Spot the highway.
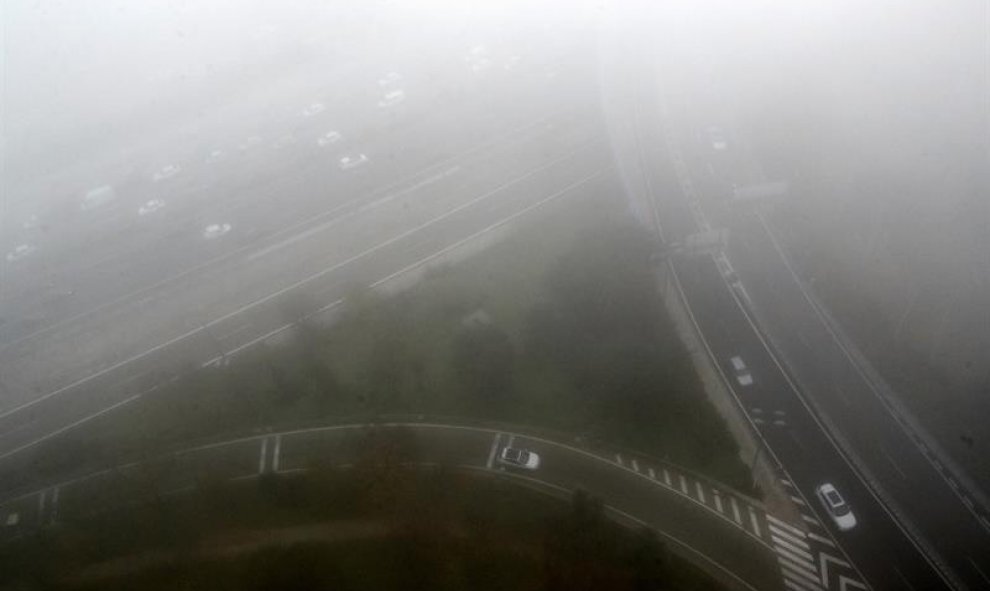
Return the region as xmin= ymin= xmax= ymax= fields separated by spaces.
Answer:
xmin=598 ymin=10 xmax=989 ymax=591
xmin=661 ymin=49 xmax=990 ymax=591
xmin=2 ymin=5 xmax=983 ymax=589
xmin=0 ymin=420 xmax=794 ymax=591
xmin=0 ymin=24 xmax=614 ymax=471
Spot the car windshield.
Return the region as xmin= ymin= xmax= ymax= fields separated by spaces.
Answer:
xmin=1 ymin=2 xmax=983 ymax=590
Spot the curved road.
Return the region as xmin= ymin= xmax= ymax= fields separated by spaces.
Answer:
xmin=1 ymin=421 xmax=792 ymax=591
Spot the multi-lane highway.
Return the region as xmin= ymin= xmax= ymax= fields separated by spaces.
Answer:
xmin=664 ymin=58 xmax=990 ymax=591
xmin=0 ymin=24 xmax=614 ymax=470
xmin=598 ymin=10 xmax=989 ymax=590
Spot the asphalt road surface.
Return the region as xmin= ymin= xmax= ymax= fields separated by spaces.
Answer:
xmin=0 ymin=32 xmax=612 ymax=466
xmin=598 ymin=12 xmax=989 ymax=591
xmin=659 ymin=50 xmax=990 ymax=591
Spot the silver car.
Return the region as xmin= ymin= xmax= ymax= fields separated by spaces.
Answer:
xmin=816 ymin=483 xmax=857 ymax=531
xmin=498 ymin=447 xmax=541 ymax=470
xmin=203 ymin=223 xmax=232 ymax=240
xmin=339 ymin=154 xmax=369 ymax=170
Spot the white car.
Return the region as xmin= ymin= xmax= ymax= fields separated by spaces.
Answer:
xmin=316 ymin=130 xmax=343 ymax=147
xmin=730 ymin=356 xmax=753 ymax=386
xmin=498 ymin=447 xmax=540 ymax=470
xmin=338 ymin=153 xmax=369 ymax=170
xmin=378 ymin=71 xmax=402 ymax=87
xmin=378 ymin=89 xmax=406 ymax=108
xmin=708 ymin=126 xmax=729 ymax=151
xmin=301 ymin=102 xmax=326 ymax=117
xmin=81 ymin=185 xmax=116 ymax=210
xmin=5 ymin=244 xmax=36 ymax=263
xmin=203 ymin=223 xmax=232 ymax=240
xmin=816 ymin=483 xmax=857 ymax=531
xmin=138 ymin=199 xmax=165 ymax=216
xmin=152 ymin=164 xmax=181 ymax=182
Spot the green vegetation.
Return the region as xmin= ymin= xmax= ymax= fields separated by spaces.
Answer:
xmin=28 ymin=193 xmax=748 ymax=491
xmin=2 ymin=438 xmax=725 ymax=591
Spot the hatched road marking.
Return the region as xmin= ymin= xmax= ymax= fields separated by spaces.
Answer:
xmin=766 ymin=513 xmax=870 ymax=591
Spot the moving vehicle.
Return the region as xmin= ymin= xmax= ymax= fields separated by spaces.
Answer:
xmin=730 ymin=356 xmax=753 ymax=386
xmin=152 ymin=164 xmax=181 ymax=182
xmin=378 ymin=71 xmax=402 ymax=87
xmin=301 ymin=102 xmax=326 ymax=117
xmin=378 ymin=89 xmax=406 ymax=108
xmin=5 ymin=244 xmax=36 ymax=263
xmin=498 ymin=447 xmax=541 ymax=470
xmin=316 ymin=130 xmax=342 ymax=147
xmin=138 ymin=199 xmax=165 ymax=216
xmin=81 ymin=185 xmax=116 ymax=210
xmin=816 ymin=483 xmax=857 ymax=531
xmin=339 ymin=153 xmax=369 ymax=170
xmin=203 ymin=223 xmax=232 ymax=240
xmin=707 ymin=126 xmax=728 ymax=151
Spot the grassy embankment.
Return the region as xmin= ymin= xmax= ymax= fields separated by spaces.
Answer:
xmin=32 ymin=191 xmax=749 ymax=491
xmin=5 ymin=431 xmax=727 ymax=591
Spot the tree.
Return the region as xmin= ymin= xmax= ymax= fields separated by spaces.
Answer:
xmin=451 ymin=324 xmax=515 ymax=403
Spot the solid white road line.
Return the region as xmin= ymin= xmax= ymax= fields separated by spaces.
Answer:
xmin=0 ymin=137 xmax=594 ymax=421
xmin=485 ymin=466 xmax=764 ymax=591
xmin=967 ymin=556 xmax=990 ymax=586
xmin=272 ymin=434 xmax=282 ymax=473
xmin=485 ymin=433 xmax=502 ymax=469
xmin=258 ymin=437 xmax=268 ymax=474
xmin=3 ymin=168 xmax=608 ymax=461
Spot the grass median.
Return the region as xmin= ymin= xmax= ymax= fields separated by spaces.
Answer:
xmin=26 ymin=190 xmax=752 ymax=494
